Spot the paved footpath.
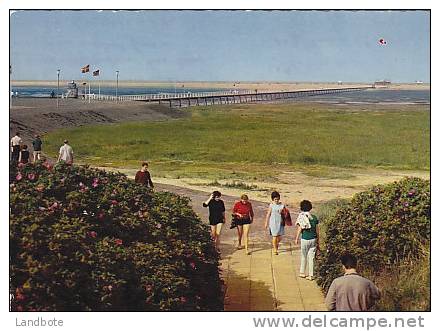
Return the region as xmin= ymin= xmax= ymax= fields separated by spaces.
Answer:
xmin=156 ymin=183 xmax=327 ymax=311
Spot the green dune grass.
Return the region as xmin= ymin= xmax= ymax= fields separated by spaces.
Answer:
xmin=43 ymin=103 xmax=429 ymax=178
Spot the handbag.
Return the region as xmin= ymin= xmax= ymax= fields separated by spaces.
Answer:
xmin=230 ymin=216 xmax=238 ymax=229
xmin=281 ymin=207 xmax=292 ymax=226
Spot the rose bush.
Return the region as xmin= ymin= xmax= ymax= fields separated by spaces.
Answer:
xmin=10 ymin=162 xmax=223 ymax=311
xmin=315 ymin=177 xmax=430 ymax=293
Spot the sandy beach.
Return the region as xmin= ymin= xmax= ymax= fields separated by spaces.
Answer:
xmin=11 ymin=80 xmax=430 ymax=91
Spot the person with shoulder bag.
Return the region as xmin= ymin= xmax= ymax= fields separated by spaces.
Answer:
xmin=295 ymin=200 xmax=320 ymax=280
xmin=232 ymin=194 xmax=254 ymax=255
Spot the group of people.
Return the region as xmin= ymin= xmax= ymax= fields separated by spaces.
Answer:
xmin=202 ymin=189 xmax=380 ymax=311
xmin=202 ymin=190 xmax=319 ymax=276
xmin=10 ymin=132 xmax=74 ymax=165
xmin=10 ymin=132 xmax=43 ymax=164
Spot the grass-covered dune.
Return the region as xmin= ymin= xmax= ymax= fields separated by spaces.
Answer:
xmin=43 ymin=103 xmax=429 ymax=176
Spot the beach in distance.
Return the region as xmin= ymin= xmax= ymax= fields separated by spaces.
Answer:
xmin=11 ymin=80 xmax=430 ymax=91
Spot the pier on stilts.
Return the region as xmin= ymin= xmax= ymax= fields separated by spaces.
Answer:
xmin=89 ymin=86 xmax=372 ymax=108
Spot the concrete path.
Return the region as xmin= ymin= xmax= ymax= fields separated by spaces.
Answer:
xmin=156 ymin=183 xmax=326 ymax=311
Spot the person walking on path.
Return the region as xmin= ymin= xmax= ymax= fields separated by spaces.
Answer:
xmin=264 ymin=191 xmax=285 ymax=255
xmin=295 ymin=200 xmax=319 ymax=280
xmin=232 ymin=194 xmax=254 ymax=255
xmin=18 ymin=145 xmax=30 ymax=164
xmin=32 ymin=134 xmax=43 ymax=163
xmin=325 ymin=253 xmax=381 ymax=311
xmin=10 ymin=132 xmax=22 ymax=163
xmin=134 ymin=161 xmax=154 ymax=189
xmin=203 ymin=191 xmax=226 ymax=250
xmin=57 ymin=140 xmax=74 ymax=164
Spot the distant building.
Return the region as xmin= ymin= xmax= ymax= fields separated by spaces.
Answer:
xmin=373 ymin=80 xmax=391 ymax=88
xmin=415 ymin=80 xmax=423 ymax=84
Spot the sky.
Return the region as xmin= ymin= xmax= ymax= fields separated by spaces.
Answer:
xmin=10 ymin=10 xmax=430 ymax=83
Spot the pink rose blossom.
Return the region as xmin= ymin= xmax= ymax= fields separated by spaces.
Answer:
xmin=115 ymin=239 xmax=123 ymax=245
xmin=43 ymin=161 xmax=52 ymax=170
xmin=180 ymin=296 xmax=187 ymax=303
xmin=89 ymin=231 xmax=97 ymax=238
xmin=111 ymin=200 xmax=118 ymax=206
xmin=16 ymin=173 xmax=23 ymax=181
xmin=189 ymin=262 xmax=196 ymax=269
xmin=15 ymin=292 xmax=25 ymax=301
xmin=27 ymin=173 xmax=36 ymax=181
xmin=156 ymin=223 xmax=162 ymax=229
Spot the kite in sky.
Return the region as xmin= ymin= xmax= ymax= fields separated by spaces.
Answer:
xmin=379 ymin=38 xmax=387 ymax=45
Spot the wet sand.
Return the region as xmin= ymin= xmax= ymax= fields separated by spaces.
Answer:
xmin=12 ymin=80 xmax=430 ymax=91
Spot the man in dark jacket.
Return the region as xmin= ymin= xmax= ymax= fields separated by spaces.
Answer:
xmin=32 ymin=134 xmax=43 ymax=163
xmin=134 ymin=161 xmax=154 ymax=189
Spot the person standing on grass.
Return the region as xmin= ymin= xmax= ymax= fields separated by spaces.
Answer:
xmin=18 ymin=145 xmax=30 ymax=164
xmin=32 ymin=134 xmax=43 ymax=163
xmin=57 ymin=140 xmax=74 ymax=164
xmin=325 ymin=253 xmax=381 ymax=311
xmin=135 ymin=161 xmax=154 ymax=189
xmin=232 ymin=194 xmax=254 ymax=255
xmin=264 ymin=191 xmax=285 ymax=255
xmin=203 ymin=191 xmax=226 ymax=250
xmin=295 ymin=199 xmax=319 ymax=280
xmin=10 ymin=132 xmax=22 ymax=163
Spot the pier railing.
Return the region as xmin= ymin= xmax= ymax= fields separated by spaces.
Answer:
xmin=89 ymin=89 xmax=255 ymax=101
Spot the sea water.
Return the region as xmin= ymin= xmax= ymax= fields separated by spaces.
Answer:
xmin=11 ymin=86 xmax=228 ymax=98
xmin=299 ymin=89 xmax=430 ymax=105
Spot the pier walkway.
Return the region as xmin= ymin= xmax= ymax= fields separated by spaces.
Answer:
xmin=90 ymin=86 xmax=371 ymax=108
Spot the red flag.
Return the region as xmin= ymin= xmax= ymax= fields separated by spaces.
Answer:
xmin=81 ymin=65 xmax=90 ymax=73
xmin=93 ymin=69 xmax=100 ymax=76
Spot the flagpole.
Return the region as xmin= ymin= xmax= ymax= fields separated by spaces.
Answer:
xmin=88 ymin=71 xmax=91 ymax=103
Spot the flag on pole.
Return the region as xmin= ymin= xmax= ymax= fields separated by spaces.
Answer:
xmin=93 ymin=69 xmax=100 ymax=76
xmin=81 ymin=65 xmax=90 ymax=73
